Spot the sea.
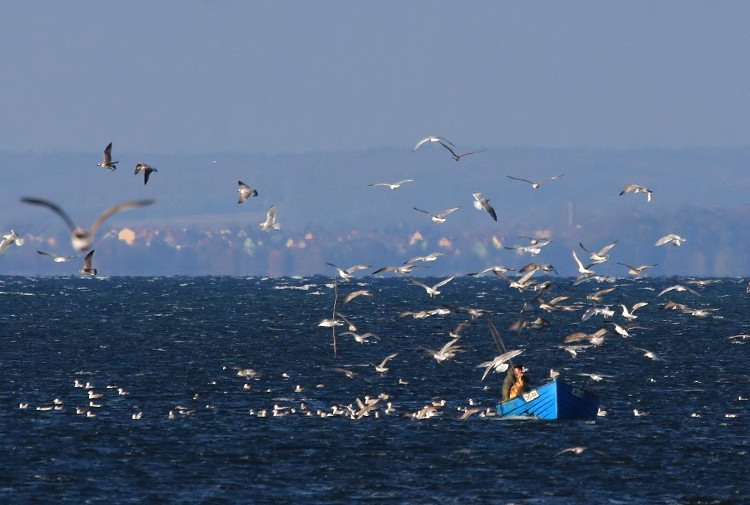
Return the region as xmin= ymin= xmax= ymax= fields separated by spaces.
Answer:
xmin=1 ymin=275 xmax=747 ymax=504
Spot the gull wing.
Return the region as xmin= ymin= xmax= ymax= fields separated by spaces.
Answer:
xmin=21 ymin=197 xmax=78 ymax=232
xmin=89 ymin=200 xmax=155 ymax=237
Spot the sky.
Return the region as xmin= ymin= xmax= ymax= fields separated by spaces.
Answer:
xmin=2 ymin=1 xmax=750 ymax=155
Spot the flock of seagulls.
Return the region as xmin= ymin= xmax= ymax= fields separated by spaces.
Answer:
xmin=6 ymin=136 xmax=745 ymax=431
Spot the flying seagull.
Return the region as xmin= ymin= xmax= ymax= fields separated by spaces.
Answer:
xmin=259 ymin=206 xmax=280 ymax=231
xmin=0 ymin=230 xmax=24 ymax=254
xmin=37 ymin=250 xmax=78 ymax=263
xmin=579 ymin=241 xmax=618 ymax=264
xmin=619 ymin=184 xmax=653 ymax=202
xmin=655 ymin=234 xmax=686 ymax=247
xmin=97 ymin=142 xmax=118 ymax=171
xmin=21 ymin=197 xmax=155 ymax=252
xmin=374 ymin=352 xmax=399 ymax=374
xmin=472 ymin=193 xmax=497 ymax=221
xmin=237 ymin=181 xmax=259 ymax=203
xmin=80 ymin=250 xmax=97 ymax=276
xmin=413 ymin=206 xmax=459 ymax=224
xmin=410 ymin=276 xmax=455 ymax=297
xmin=326 ymin=262 xmax=371 ymax=281
xmin=572 ymin=249 xmax=595 ymax=275
xmin=506 ymin=174 xmax=565 ymax=189
xmin=617 ymin=262 xmax=657 ymax=276
xmin=134 ymin=163 xmax=158 ymax=185
xmin=438 ymin=141 xmax=485 ymax=161
xmin=368 ymin=179 xmax=414 ymax=190
xmin=413 ymin=136 xmax=454 ymax=151
xmin=404 ymin=252 xmax=444 ymax=264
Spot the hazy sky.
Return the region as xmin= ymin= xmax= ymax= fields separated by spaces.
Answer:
xmin=2 ymin=1 xmax=749 ymax=155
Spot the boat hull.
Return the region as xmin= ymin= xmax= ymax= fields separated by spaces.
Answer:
xmin=496 ymin=378 xmax=599 ymax=420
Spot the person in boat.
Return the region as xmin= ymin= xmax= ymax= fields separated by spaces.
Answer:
xmin=502 ymin=364 xmax=530 ymax=401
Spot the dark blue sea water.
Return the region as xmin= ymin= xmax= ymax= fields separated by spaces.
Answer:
xmin=1 ymin=275 xmax=748 ymax=504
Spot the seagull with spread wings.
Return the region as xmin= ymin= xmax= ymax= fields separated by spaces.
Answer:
xmin=134 ymin=163 xmax=158 ymax=185
xmin=21 ymin=197 xmax=154 ymax=252
xmin=579 ymin=240 xmax=618 ymax=264
xmin=438 ymin=141 xmax=485 ymax=161
xmin=411 ymin=276 xmax=455 ymax=297
xmin=619 ymin=184 xmax=653 ymax=202
xmin=326 ymin=262 xmax=371 ymax=281
xmin=97 ymin=142 xmax=118 ymax=171
xmin=506 ymin=174 xmax=565 ymax=189
xmin=413 ymin=206 xmax=460 ymax=224
xmin=80 ymin=250 xmax=97 ymax=276
xmin=37 ymin=250 xmax=78 ymax=263
xmin=0 ymin=230 xmax=24 ymax=254
xmin=368 ymin=179 xmax=414 ymax=190
xmin=472 ymin=192 xmax=497 ymax=221
xmin=655 ymin=234 xmax=686 ymax=247
xmin=413 ymin=136 xmax=454 ymax=151
xmin=237 ymin=181 xmax=258 ymax=203
xmin=259 ymin=206 xmax=280 ymax=231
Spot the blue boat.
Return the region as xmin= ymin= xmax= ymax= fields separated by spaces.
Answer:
xmin=496 ymin=377 xmax=600 ymax=420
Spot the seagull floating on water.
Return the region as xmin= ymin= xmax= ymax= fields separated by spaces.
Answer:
xmin=21 ymin=197 xmax=155 ymax=251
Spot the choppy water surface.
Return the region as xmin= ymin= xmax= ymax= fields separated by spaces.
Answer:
xmin=1 ymin=276 xmax=748 ymax=504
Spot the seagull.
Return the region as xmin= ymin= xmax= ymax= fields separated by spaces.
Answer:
xmin=326 ymin=262 xmax=371 ymax=281
xmin=342 ymin=289 xmax=372 ymax=304
xmin=423 ymin=338 xmax=465 ymax=363
xmin=80 ymin=250 xmax=97 ymax=276
xmin=413 ymin=206 xmax=460 ymax=224
xmin=505 ymin=240 xmax=551 ymax=257
xmin=97 ymin=142 xmax=118 ymax=170
xmin=340 ymin=331 xmax=378 ymax=344
xmin=618 ymin=262 xmax=658 ymax=276
xmin=36 ymin=250 xmax=78 ymax=263
xmin=413 ymin=136 xmax=454 ymax=151
xmin=579 ymin=241 xmax=618 ymax=264
xmin=506 ymin=174 xmax=565 ymax=189
xmin=237 ymin=181 xmax=258 ymax=203
xmin=655 ymin=234 xmax=686 ymax=247
xmin=134 ymin=163 xmax=158 ymax=185
xmin=404 ymin=252 xmax=444 ymax=264
xmin=563 ymin=328 xmax=609 ymax=345
xmin=21 ymin=197 xmax=155 ymax=252
xmin=0 ymin=230 xmax=24 ymax=254
xmin=411 ymin=276 xmax=455 ymax=297
xmin=657 ymin=284 xmax=700 ymax=297
xmin=472 ymin=193 xmax=497 ymax=221
xmin=587 ymin=287 xmax=617 ymax=302
xmin=621 ymin=302 xmax=648 ymax=320
xmin=259 ymin=205 xmax=280 ymax=231
xmin=372 ymin=264 xmax=426 ymax=275
xmin=581 ymin=305 xmax=615 ymax=321
xmin=619 ymin=184 xmax=652 ymax=202
xmin=555 ymin=446 xmax=588 ymax=456
xmin=572 ymin=250 xmax=596 ymax=275
xmin=467 ymin=265 xmax=515 ymax=278
xmin=438 ymin=141 xmax=485 ymax=161
xmin=633 ymin=347 xmax=660 ymax=361
xmin=578 ymin=372 xmax=614 ymax=382
xmin=374 ymin=352 xmax=398 ymax=374
xmin=368 ymin=179 xmax=414 ymax=190
xmin=476 ymin=349 xmax=524 ymax=380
